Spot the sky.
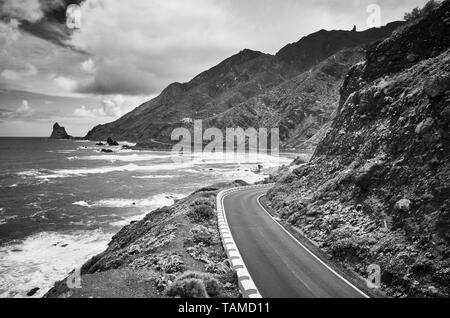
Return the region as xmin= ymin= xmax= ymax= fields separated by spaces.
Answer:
xmin=0 ymin=0 xmax=430 ymax=137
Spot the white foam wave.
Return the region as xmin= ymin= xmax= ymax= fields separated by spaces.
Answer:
xmin=72 ymin=201 xmax=90 ymax=207
xmin=72 ymin=193 xmax=184 ymax=210
xmin=0 ymin=230 xmax=112 ymax=298
xmin=77 ymin=153 xmax=173 ymax=163
xmin=118 ymin=141 xmax=137 ymax=147
xmin=18 ymin=162 xmax=194 ymax=180
xmin=132 ymin=175 xmax=176 ymax=179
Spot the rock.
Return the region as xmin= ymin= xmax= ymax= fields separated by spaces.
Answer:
xmin=423 ymin=75 xmax=450 ymax=98
xmin=121 ymin=145 xmax=133 ymax=150
xmin=415 ymin=118 xmax=434 ymax=134
xmin=406 ymin=53 xmax=419 ymax=62
xmin=440 ymin=106 xmax=450 ymax=120
xmin=428 ymin=286 xmax=439 ymax=296
xmin=96 ymin=142 xmax=105 ymax=146
xmin=27 ymin=287 xmax=40 ymax=297
xmin=50 ymin=123 xmax=72 ymax=139
xmin=101 ymin=149 xmax=114 ymax=153
xmin=107 ymin=137 xmax=119 ymax=146
xmin=395 ymin=199 xmax=412 ymax=212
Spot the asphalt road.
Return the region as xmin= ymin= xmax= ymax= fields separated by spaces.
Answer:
xmin=222 ymin=186 xmax=368 ymax=298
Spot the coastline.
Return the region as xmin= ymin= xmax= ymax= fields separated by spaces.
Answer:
xmin=44 ymin=180 xmax=250 ymax=298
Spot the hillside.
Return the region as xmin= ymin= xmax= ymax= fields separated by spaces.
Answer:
xmin=205 ymin=48 xmax=364 ymax=150
xmin=85 ymin=23 xmax=402 ymax=149
xmin=266 ymin=0 xmax=450 ymax=297
xmin=45 ymin=181 xmax=247 ymax=298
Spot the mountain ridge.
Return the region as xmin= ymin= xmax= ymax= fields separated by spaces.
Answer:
xmin=85 ymin=22 xmax=403 ymax=148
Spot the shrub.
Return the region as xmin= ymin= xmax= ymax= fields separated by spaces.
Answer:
xmin=190 ymin=225 xmax=214 ymax=245
xmin=191 ymin=197 xmax=215 ymax=208
xmin=166 ymin=278 xmax=208 ymax=298
xmin=189 ymin=204 xmax=215 ymax=221
xmin=404 ymin=0 xmax=441 ymax=22
xmin=177 ymin=271 xmax=222 ymax=298
xmin=166 ymin=271 xmax=222 ymax=298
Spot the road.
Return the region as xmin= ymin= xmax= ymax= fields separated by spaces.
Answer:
xmin=222 ymin=186 xmax=368 ymax=298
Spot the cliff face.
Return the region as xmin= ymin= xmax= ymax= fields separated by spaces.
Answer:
xmin=49 ymin=123 xmax=72 ymax=139
xmin=85 ymin=23 xmax=401 ymax=149
xmin=266 ymin=1 xmax=450 ymax=297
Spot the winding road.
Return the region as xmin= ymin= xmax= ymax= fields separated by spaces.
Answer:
xmin=222 ymin=185 xmax=369 ymax=298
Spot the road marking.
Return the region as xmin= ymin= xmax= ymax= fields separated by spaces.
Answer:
xmin=255 ymin=193 xmax=370 ymax=299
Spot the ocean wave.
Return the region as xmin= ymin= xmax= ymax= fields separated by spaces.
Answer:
xmin=17 ymin=162 xmax=194 ymax=180
xmin=118 ymin=141 xmax=137 ymax=147
xmin=19 ymin=152 xmax=292 ymax=181
xmin=132 ymin=175 xmax=176 ymax=179
xmin=75 ymin=153 xmax=173 ymax=163
xmin=72 ymin=193 xmax=184 ymax=210
xmin=0 ymin=229 xmax=112 ymax=298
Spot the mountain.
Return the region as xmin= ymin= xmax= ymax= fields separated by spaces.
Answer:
xmin=50 ymin=123 xmax=72 ymax=139
xmin=205 ymin=47 xmax=364 ymax=150
xmin=85 ymin=22 xmax=402 ymax=149
xmin=266 ymin=0 xmax=450 ymax=297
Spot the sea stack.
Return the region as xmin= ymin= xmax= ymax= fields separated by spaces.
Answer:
xmin=50 ymin=123 xmax=72 ymax=139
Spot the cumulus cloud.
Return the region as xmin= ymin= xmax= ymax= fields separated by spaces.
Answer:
xmin=0 ymin=19 xmax=20 ymax=52
xmin=0 ymin=0 xmax=65 ymax=22
xmin=0 ymin=100 xmax=35 ymax=120
xmin=77 ymin=60 xmax=161 ymax=95
xmin=1 ymin=63 xmax=38 ymax=81
xmin=16 ymin=100 xmax=34 ymax=115
xmin=0 ymin=0 xmax=44 ymax=23
xmin=73 ymin=95 xmax=150 ymax=118
xmin=81 ymin=58 xmax=95 ymax=73
xmin=52 ymin=75 xmax=78 ymax=92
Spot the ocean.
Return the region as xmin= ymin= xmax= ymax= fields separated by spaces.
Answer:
xmin=0 ymin=137 xmax=294 ymax=298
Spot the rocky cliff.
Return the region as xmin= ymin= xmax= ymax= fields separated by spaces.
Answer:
xmin=266 ymin=0 xmax=450 ymax=297
xmin=45 ymin=182 xmax=247 ymax=298
xmin=85 ymin=23 xmax=402 ymax=149
xmin=49 ymin=123 xmax=72 ymax=139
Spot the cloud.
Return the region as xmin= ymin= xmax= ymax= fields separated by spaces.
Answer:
xmin=0 ymin=100 xmax=35 ymax=120
xmin=52 ymin=75 xmax=78 ymax=92
xmin=81 ymin=58 xmax=95 ymax=73
xmin=0 ymin=0 xmax=44 ymax=23
xmin=0 ymin=0 xmax=65 ymax=22
xmin=16 ymin=100 xmax=34 ymax=115
xmin=73 ymin=95 xmax=150 ymax=118
xmin=1 ymin=63 xmax=38 ymax=81
xmin=73 ymin=105 xmax=104 ymax=117
xmin=0 ymin=19 xmax=20 ymax=52
xmin=77 ymin=60 xmax=161 ymax=95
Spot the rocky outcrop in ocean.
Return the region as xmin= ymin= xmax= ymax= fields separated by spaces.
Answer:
xmin=49 ymin=123 xmax=73 ymax=139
